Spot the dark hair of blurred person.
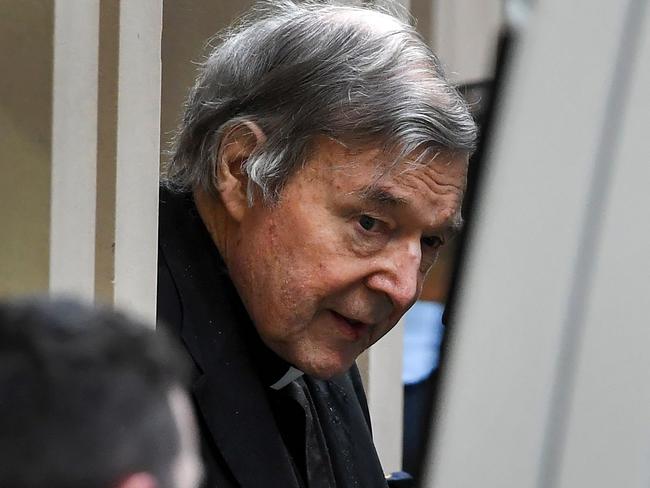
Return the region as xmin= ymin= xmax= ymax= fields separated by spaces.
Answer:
xmin=0 ymin=298 xmax=202 ymax=488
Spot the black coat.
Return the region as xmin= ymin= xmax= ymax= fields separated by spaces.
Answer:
xmin=157 ymin=188 xmax=389 ymax=488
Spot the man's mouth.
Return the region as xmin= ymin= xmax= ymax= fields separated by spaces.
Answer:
xmin=330 ymin=311 xmax=371 ymax=341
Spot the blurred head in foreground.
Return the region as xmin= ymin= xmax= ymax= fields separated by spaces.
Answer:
xmin=0 ymin=298 xmax=202 ymax=488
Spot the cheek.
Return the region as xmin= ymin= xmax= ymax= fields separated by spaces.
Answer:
xmin=268 ymin=260 xmax=351 ymax=340
xmin=275 ymin=262 xmax=333 ymax=315
xmin=253 ymin=240 xmax=322 ymax=322
xmin=245 ymin=204 xmax=360 ymax=324
xmin=269 ymin=215 xmax=342 ymax=287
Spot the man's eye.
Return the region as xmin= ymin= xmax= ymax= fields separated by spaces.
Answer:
xmin=358 ymin=215 xmax=378 ymax=231
xmin=421 ymin=235 xmax=443 ymax=248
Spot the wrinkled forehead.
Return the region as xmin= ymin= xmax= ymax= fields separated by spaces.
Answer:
xmin=309 ymin=136 xmax=468 ymax=183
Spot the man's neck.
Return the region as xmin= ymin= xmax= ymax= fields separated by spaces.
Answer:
xmin=193 ymin=188 xmax=301 ymax=387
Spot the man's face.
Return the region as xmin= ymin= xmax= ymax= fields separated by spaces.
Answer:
xmin=228 ymin=138 xmax=468 ymax=379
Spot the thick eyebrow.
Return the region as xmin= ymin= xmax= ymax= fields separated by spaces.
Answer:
xmin=350 ymin=183 xmax=465 ymax=237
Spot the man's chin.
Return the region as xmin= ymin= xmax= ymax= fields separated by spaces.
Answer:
xmin=294 ymin=354 xmax=357 ymax=380
xmin=269 ymin=337 xmax=362 ymax=379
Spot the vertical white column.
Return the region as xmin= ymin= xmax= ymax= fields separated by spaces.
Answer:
xmin=555 ymin=9 xmax=650 ymax=486
xmin=365 ymin=321 xmax=405 ymax=474
xmin=113 ymin=0 xmax=163 ymax=324
xmin=50 ymin=0 xmax=100 ymax=301
xmin=425 ymin=0 xmax=642 ymax=486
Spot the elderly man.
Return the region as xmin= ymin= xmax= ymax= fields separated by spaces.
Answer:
xmin=157 ymin=2 xmax=476 ymax=487
xmin=0 ymin=299 xmax=202 ymax=488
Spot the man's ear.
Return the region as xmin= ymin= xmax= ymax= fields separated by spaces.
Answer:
xmin=215 ymin=120 xmax=266 ymax=222
xmin=115 ymin=473 xmax=158 ymax=488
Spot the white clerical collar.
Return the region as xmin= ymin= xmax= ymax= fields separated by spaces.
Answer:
xmin=269 ymin=366 xmax=304 ymax=390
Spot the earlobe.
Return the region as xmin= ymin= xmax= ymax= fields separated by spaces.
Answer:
xmin=215 ymin=120 xmax=266 ymax=222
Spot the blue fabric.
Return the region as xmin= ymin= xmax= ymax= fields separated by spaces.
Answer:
xmin=402 ymin=301 xmax=445 ymax=384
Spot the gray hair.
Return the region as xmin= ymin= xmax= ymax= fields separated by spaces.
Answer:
xmin=164 ymin=0 xmax=477 ymax=203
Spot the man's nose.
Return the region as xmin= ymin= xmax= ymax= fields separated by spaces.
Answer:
xmin=365 ymin=238 xmax=421 ymax=312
